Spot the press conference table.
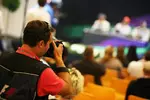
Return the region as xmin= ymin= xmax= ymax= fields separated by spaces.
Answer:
xmin=82 ymin=30 xmax=148 ymax=47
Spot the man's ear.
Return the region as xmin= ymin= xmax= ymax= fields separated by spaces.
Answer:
xmin=37 ymin=40 xmax=45 ymax=48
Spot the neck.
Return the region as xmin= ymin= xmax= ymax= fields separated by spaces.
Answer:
xmin=144 ymin=75 xmax=150 ymax=78
xmin=84 ymin=57 xmax=94 ymax=61
xmin=143 ymin=72 xmax=150 ymax=78
xmin=21 ymin=44 xmax=39 ymax=57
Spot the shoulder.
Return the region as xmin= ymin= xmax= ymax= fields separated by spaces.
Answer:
xmin=116 ymin=23 xmax=121 ymax=26
xmin=128 ymin=80 xmax=137 ymax=89
xmin=27 ymin=7 xmax=37 ymax=13
xmin=111 ymin=58 xmax=122 ymax=64
xmin=94 ymin=20 xmax=100 ymax=23
xmin=0 ymin=52 xmax=15 ymax=62
xmin=71 ymin=60 xmax=82 ymax=67
xmin=105 ymin=20 xmax=110 ymax=24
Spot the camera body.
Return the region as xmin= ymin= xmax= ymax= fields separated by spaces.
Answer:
xmin=44 ymin=41 xmax=64 ymax=58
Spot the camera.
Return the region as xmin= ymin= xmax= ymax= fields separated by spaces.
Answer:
xmin=44 ymin=41 xmax=64 ymax=58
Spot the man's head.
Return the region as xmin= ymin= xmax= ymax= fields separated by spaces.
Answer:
xmin=105 ymin=46 xmax=114 ymax=57
xmin=117 ymin=46 xmax=125 ymax=58
xmin=38 ymin=0 xmax=47 ymax=7
xmin=50 ymin=2 xmax=58 ymax=10
xmin=83 ymin=46 xmax=94 ymax=60
xmin=117 ymin=46 xmax=124 ymax=55
xmin=47 ymin=0 xmax=51 ymax=3
xmin=98 ymin=13 xmax=107 ymax=21
xmin=140 ymin=21 xmax=147 ymax=28
xmin=122 ymin=16 xmax=131 ymax=25
xmin=143 ymin=61 xmax=150 ymax=77
xmin=144 ymin=51 xmax=150 ymax=61
xmin=23 ymin=20 xmax=54 ymax=57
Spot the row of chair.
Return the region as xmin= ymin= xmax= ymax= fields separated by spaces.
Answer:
xmin=73 ymin=68 xmax=147 ymax=100
xmin=73 ymin=83 xmax=147 ymax=100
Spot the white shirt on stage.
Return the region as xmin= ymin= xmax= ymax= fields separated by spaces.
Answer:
xmin=26 ymin=7 xmax=51 ymax=25
xmin=132 ymin=27 xmax=150 ymax=42
xmin=91 ymin=20 xmax=110 ymax=33
xmin=114 ymin=23 xmax=131 ymax=36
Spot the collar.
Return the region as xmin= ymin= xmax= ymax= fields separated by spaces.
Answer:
xmin=16 ymin=46 xmax=40 ymax=61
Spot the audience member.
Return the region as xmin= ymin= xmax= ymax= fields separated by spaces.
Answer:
xmin=71 ymin=46 xmax=106 ymax=85
xmin=42 ymin=46 xmax=84 ymax=95
xmin=0 ymin=10 xmax=4 ymax=35
xmin=26 ymin=0 xmax=51 ymax=24
xmin=125 ymin=61 xmax=150 ymax=100
xmin=33 ymin=0 xmax=59 ymax=27
xmin=91 ymin=13 xmax=110 ymax=33
xmin=49 ymin=2 xmax=60 ymax=27
xmin=0 ymin=20 xmax=72 ymax=100
xmin=116 ymin=46 xmax=129 ymax=67
xmin=126 ymin=46 xmax=138 ymax=63
xmin=99 ymin=46 xmax=123 ymax=70
xmin=132 ymin=21 xmax=150 ymax=42
xmin=114 ymin=16 xmax=132 ymax=36
xmin=127 ymin=51 xmax=150 ymax=78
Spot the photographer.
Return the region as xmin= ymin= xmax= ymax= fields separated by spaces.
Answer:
xmin=42 ymin=45 xmax=84 ymax=96
xmin=0 ymin=20 xmax=73 ymax=100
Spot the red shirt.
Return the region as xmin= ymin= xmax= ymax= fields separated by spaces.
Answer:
xmin=16 ymin=46 xmax=64 ymax=96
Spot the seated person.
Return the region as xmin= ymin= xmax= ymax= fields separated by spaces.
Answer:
xmin=127 ymin=51 xmax=150 ymax=78
xmin=71 ymin=46 xmax=106 ymax=85
xmin=113 ymin=16 xmax=132 ymax=36
xmin=116 ymin=46 xmax=129 ymax=67
xmin=125 ymin=61 xmax=150 ymax=100
xmin=99 ymin=46 xmax=124 ymax=78
xmin=91 ymin=13 xmax=110 ymax=33
xmin=132 ymin=21 xmax=150 ymax=42
xmin=99 ymin=46 xmax=123 ymax=70
xmin=42 ymin=44 xmax=84 ymax=95
xmin=26 ymin=0 xmax=51 ymax=25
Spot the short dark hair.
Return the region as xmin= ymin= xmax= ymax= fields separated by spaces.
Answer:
xmin=50 ymin=2 xmax=57 ymax=7
xmin=38 ymin=0 xmax=46 ymax=7
xmin=84 ymin=46 xmax=93 ymax=57
xmin=145 ymin=51 xmax=150 ymax=61
xmin=23 ymin=20 xmax=54 ymax=47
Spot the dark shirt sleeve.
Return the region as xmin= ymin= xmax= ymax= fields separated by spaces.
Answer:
xmin=125 ymin=80 xmax=135 ymax=100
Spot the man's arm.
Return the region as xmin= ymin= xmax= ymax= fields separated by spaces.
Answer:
xmin=52 ymin=41 xmax=73 ymax=96
xmin=57 ymin=71 xmax=73 ymax=96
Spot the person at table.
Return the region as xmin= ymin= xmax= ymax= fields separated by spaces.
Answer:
xmin=113 ymin=16 xmax=132 ymax=36
xmin=132 ymin=21 xmax=150 ymax=42
xmin=91 ymin=13 xmax=110 ymax=33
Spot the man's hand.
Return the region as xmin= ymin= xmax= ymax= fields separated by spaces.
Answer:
xmin=52 ymin=41 xmax=65 ymax=67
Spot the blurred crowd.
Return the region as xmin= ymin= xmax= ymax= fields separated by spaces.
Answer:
xmin=0 ymin=0 xmax=150 ymax=100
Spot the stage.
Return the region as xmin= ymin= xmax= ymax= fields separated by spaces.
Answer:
xmin=82 ymin=30 xmax=149 ymax=47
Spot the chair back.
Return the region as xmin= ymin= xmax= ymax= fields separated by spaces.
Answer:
xmin=84 ymin=74 xmax=95 ymax=86
xmin=110 ymin=77 xmax=130 ymax=94
xmin=128 ymin=95 xmax=147 ymax=100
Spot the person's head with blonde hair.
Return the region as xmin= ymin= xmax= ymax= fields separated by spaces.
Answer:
xmin=83 ymin=46 xmax=94 ymax=60
xmin=143 ymin=61 xmax=150 ymax=77
xmin=104 ymin=45 xmax=114 ymax=57
xmin=100 ymin=45 xmax=114 ymax=63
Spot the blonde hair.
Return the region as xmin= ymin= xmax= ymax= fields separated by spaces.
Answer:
xmin=143 ymin=61 xmax=150 ymax=74
xmin=83 ymin=46 xmax=93 ymax=58
xmin=101 ymin=46 xmax=114 ymax=63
